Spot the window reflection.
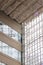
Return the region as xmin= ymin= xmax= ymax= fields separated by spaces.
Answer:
xmin=0 ymin=23 xmax=21 ymax=42
xmin=0 ymin=41 xmax=21 ymax=62
xmin=0 ymin=22 xmax=21 ymax=62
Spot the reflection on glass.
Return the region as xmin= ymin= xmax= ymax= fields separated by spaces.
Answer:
xmin=0 ymin=41 xmax=21 ymax=62
xmin=0 ymin=23 xmax=21 ymax=42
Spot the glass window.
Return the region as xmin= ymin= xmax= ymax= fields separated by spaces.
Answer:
xmin=0 ymin=41 xmax=21 ymax=62
xmin=0 ymin=22 xmax=21 ymax=42
xmin=22 ymin=13 xmax=43 ymax=65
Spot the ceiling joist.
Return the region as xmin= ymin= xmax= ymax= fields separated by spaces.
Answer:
xmin=0 ymin=0 xmax=43 ymax=24
xmin=4 ymin=0 xmax=25 ymax=15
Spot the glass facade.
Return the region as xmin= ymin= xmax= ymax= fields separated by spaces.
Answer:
xmin=0 ymin=22 xmax=21 ymax=42
xmin=0 ymin=22 xmax=21 ymax=62
xmin=0 ymin=41 xmax=21 ymax=62
xmin=22 ymin=13 xmax=43 ymax=65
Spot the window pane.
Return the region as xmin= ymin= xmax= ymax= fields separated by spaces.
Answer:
xmin=0 ymin=41 xmax=21 ymax=62
xmin=22 ymin=13 xmax=43 ymax=65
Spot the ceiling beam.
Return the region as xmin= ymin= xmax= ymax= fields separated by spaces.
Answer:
xmin=4 ymin=0 xmax=25 ymax=15
xmin=0 ymin=52 xmax=21 ymax=65
xmin=0 ymin=32 xmax=21 ymax=51
xmin=0 ymin=0 xmax=15 ymax=10
xmin=0 ymin=11 xmax=21 ymax=34
xmin=22 ymin=7 xmax=43 ymax=24
xmin=16 ymin=0 xmax=43 ymax=23
xmin=0 ymin=0 xmax=8 ymax=9
xmin=10 ymin=0 xmax=37 ymax=21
